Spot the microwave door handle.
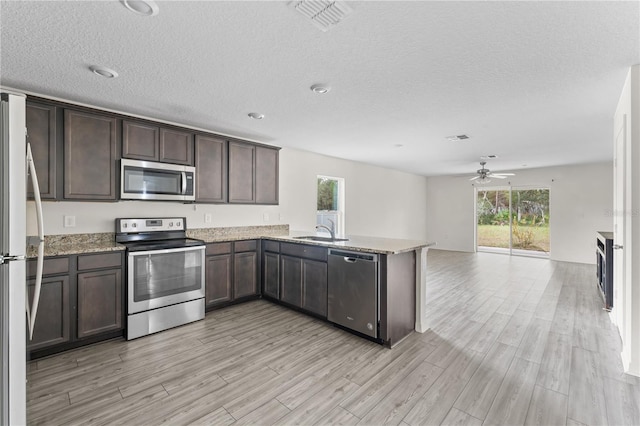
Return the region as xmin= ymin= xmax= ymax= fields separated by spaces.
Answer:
xmin=181 ymin=171 xmax=187 ymax=195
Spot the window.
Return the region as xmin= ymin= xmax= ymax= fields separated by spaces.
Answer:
xmin=316 ymin=176 xmax=345 ymax=236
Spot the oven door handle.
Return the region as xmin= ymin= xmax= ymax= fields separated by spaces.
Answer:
xmin=128 ymin=245 xmax=205 ymax=256
xmin=181 ymin=171 xmax=187 ymax=195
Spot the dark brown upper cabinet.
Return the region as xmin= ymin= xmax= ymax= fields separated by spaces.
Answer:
xmin=64 ymin=109 xmax=119 ymax=201
xmin=122 ymin=120 xmax=194 ymax=166
xmin=26 ymin=101 xmax=59 ymax=200
xmin=195 ymin=135 xmax=227 ymax=203
xmin=228 ymin=141 xmax=279 ymax=205
xmin=228 ymin=141 xmax=255 ymax=203
xmin=160 ymin=128 xmax=193 ymax=165
xmin=255 ymin=146 xmax=279 ymax=204
xmin=122 ymin=120 xmax=159 ymax=161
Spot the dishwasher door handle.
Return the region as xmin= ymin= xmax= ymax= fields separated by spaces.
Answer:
xmin=344 ymin=257 xmax=357 ymax=263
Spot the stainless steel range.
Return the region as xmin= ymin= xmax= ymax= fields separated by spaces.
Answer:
xmin=115 ymin=217 xmax=205 ymax=340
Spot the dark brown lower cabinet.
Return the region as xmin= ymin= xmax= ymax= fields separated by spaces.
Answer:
xmin=27 ymin=251 xmax=125 ymax=359
xmin=27 ymin=275 xmax=70 ymax=351
xmin=301 ymin=259 xmax=327 ymax=317
xmin=279 ymin=255 xmax=328 ymax=318
xmin=262 ymin=251 xmax=280 ymax=299
xmin=280 ymin=255 xmax=303 ymax=307
xmin=234 ymin=251 xmax=258 ymax=298
xmin=77 ymin=268 xmax=122 ymax=338
xmin=205 ymin=240 xmax=259 ymax=310
xmin=205 ymin=253 xmax=233 ymax=307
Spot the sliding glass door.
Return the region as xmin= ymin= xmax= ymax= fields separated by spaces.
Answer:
xmin=476 ymin=187 xmax=550 ymax=257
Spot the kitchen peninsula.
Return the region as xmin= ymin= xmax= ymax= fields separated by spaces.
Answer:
xmin=27 ymin=225 xmax=434 ymax=357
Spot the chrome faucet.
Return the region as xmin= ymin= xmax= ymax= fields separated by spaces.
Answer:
xmin=315 ymin=223 xmax=336 ymax=240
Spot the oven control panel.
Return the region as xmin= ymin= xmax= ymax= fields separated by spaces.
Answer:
xmin=117 ymin=217 xmax=186 ymax=233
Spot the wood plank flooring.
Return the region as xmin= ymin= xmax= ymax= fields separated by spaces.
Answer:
xmin=26 ymin=249 xmax=640 ymax=425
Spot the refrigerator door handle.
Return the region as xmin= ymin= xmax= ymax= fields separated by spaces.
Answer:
xmin=25 ymin=143 xmax=44 ymax=340
xmin=0 ymin=254 xmax=26 ymax=264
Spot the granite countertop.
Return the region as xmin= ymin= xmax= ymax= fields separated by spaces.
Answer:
xmin=26 ymin=233 xmax=125 ymax=258
xmin=266 ymin=231 xmax=435 ymax=255
xmin=28 ymin=225 xmax=434 ymax=258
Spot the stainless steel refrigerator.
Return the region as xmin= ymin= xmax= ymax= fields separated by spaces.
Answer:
xmin=1 ymin=92 xmax=45 ymax=425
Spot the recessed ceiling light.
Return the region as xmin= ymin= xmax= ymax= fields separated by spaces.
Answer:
xmin=310 ymin=84 xmax=330 ymax=94
xmin=522 ymin=164 xmax=528 ymax=167
xmin=89 ymin=65 xmax=118 ymax=78
xmin=394 ymin=144 xmax=404 ymax=148
xmin=121 ymin=0 xmax=159 ymax=16
xmin=248 ymin=112 xmax=265 ymax=120
xmin=480 ymin=155 xmax=498 ymax=160
xmin=445 ymin=135 xmax=470 ymax=142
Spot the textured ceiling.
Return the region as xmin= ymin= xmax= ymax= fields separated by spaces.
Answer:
xmin=1 ymin=1 xmax=638 ymax=176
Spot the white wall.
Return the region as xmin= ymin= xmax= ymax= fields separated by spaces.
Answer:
xmin=426 ymin=162 xmax=614 ymax=264
xmin=27 ymin=147 xmax=429 ymax=241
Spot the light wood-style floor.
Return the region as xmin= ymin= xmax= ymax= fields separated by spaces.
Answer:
xmin=27 ymin=250 xmax=640 ymax=425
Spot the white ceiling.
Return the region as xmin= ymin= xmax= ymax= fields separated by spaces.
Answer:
xmin=1 ymin=1 xmax=638 ymax=176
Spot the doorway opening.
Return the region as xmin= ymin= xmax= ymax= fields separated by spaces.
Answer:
xmin=316 ymin=175 xmax=345 ymax=237
xmin=476 ymin=187 xmax=550 ymax=257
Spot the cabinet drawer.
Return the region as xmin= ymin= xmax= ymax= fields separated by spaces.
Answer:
xmin=234 ymin=240 xmax=257 ymax=253
xmin=77 ymin=252 xmax=122 ymax=271
xmin=206 ymin=242 xmax=232 ymax=256
xmin=280 ymin=243 xmax=327 ymax=262
xmin=262 ymin=240 xmax=280 ymax=253
xmin=27 ymin=257 xmax=69 ymax=278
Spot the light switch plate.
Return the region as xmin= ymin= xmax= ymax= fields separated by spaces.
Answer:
xmin=64 ymin=216 xmax=76 ymax=228
xmin=263 ymin=213 xmax=270 ymax=222
xmin=204 ymin=213 xmax=212 ymax=223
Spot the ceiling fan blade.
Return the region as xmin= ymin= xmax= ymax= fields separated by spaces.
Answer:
xmin=469 ymin=176 xmax=480 ymax=181
xmin=492 ymin=173 xmax=515 ymax=176
xmin=490 ymin=175 xmax=507 ymax=179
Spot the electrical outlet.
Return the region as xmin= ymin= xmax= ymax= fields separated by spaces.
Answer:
xmin=64 ymin=216 xmax=76 ymax=228
xmin=263 ymin=213 xmax=270 ymax=222
xmin=204 ymin=213 xmax=212 ymax=224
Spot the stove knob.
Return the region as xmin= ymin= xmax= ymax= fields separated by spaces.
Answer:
xmin=169 ymin=222 xmax=173 ymax=227
xmin=123 ymin=223 xmax=128 ymax=228
xmin=132 ymin=223 xmax=137 ymax=228
xmin=176 ymin=221 xmax=181 ymax=228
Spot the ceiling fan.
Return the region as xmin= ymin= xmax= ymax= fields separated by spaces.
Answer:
xmin=469 ymin=161 xmax=514 ymax=183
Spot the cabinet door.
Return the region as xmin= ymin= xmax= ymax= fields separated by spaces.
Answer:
xmin=302 ymin=259 xmax=328 ymax=317
xmin=160 ymin=128 xmax=193 ymax=165
xmin=77 ymin=268 xmax=123 ymax=338
xmin=64 ymin=110 xmax=119 ymax=200
xmin=255 ymin=146 xmax=279 ymax=205
xmin=234 ymin=251 xmax=258 ymax=298
xmin=280 ymin=255 xmax=302 ymax=307
xmin=263 ymin=251 xmax=280 ymax=299
xmin=195 ymin=135 xmax=227 ymax=203
xmin=228 ymin=141 xmax=255 ymax=203
xmin=26 ymin=101 xmax=58 ymax=200
xmin=27 ymin=275 xmax=70 ymax=351
xmin=206 ymin=254 xmax=232 ymax=307
xmin=122 ymin=120 xmax=159 ymax=161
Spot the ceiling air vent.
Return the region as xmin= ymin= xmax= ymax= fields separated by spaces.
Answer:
xmin=445 ymin=135 xmax=470 ymax=142
xmin=288 ymin=0 xmax=353 ymax=32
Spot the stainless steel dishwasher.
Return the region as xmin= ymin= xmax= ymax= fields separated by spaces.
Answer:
xmin=328 ymin=249 xmax=378 ymax=338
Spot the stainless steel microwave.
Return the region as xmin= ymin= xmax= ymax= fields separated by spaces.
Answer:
xmin=121 ymin=159 xmax=195 ymax=201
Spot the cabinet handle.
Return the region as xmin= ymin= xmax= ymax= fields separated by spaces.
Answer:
xmin=613 ymin=244 xmax=624 ymax=250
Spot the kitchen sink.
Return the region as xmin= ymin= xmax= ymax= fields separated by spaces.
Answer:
xmin=293 ymin=236 xmax=349 ymax=243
